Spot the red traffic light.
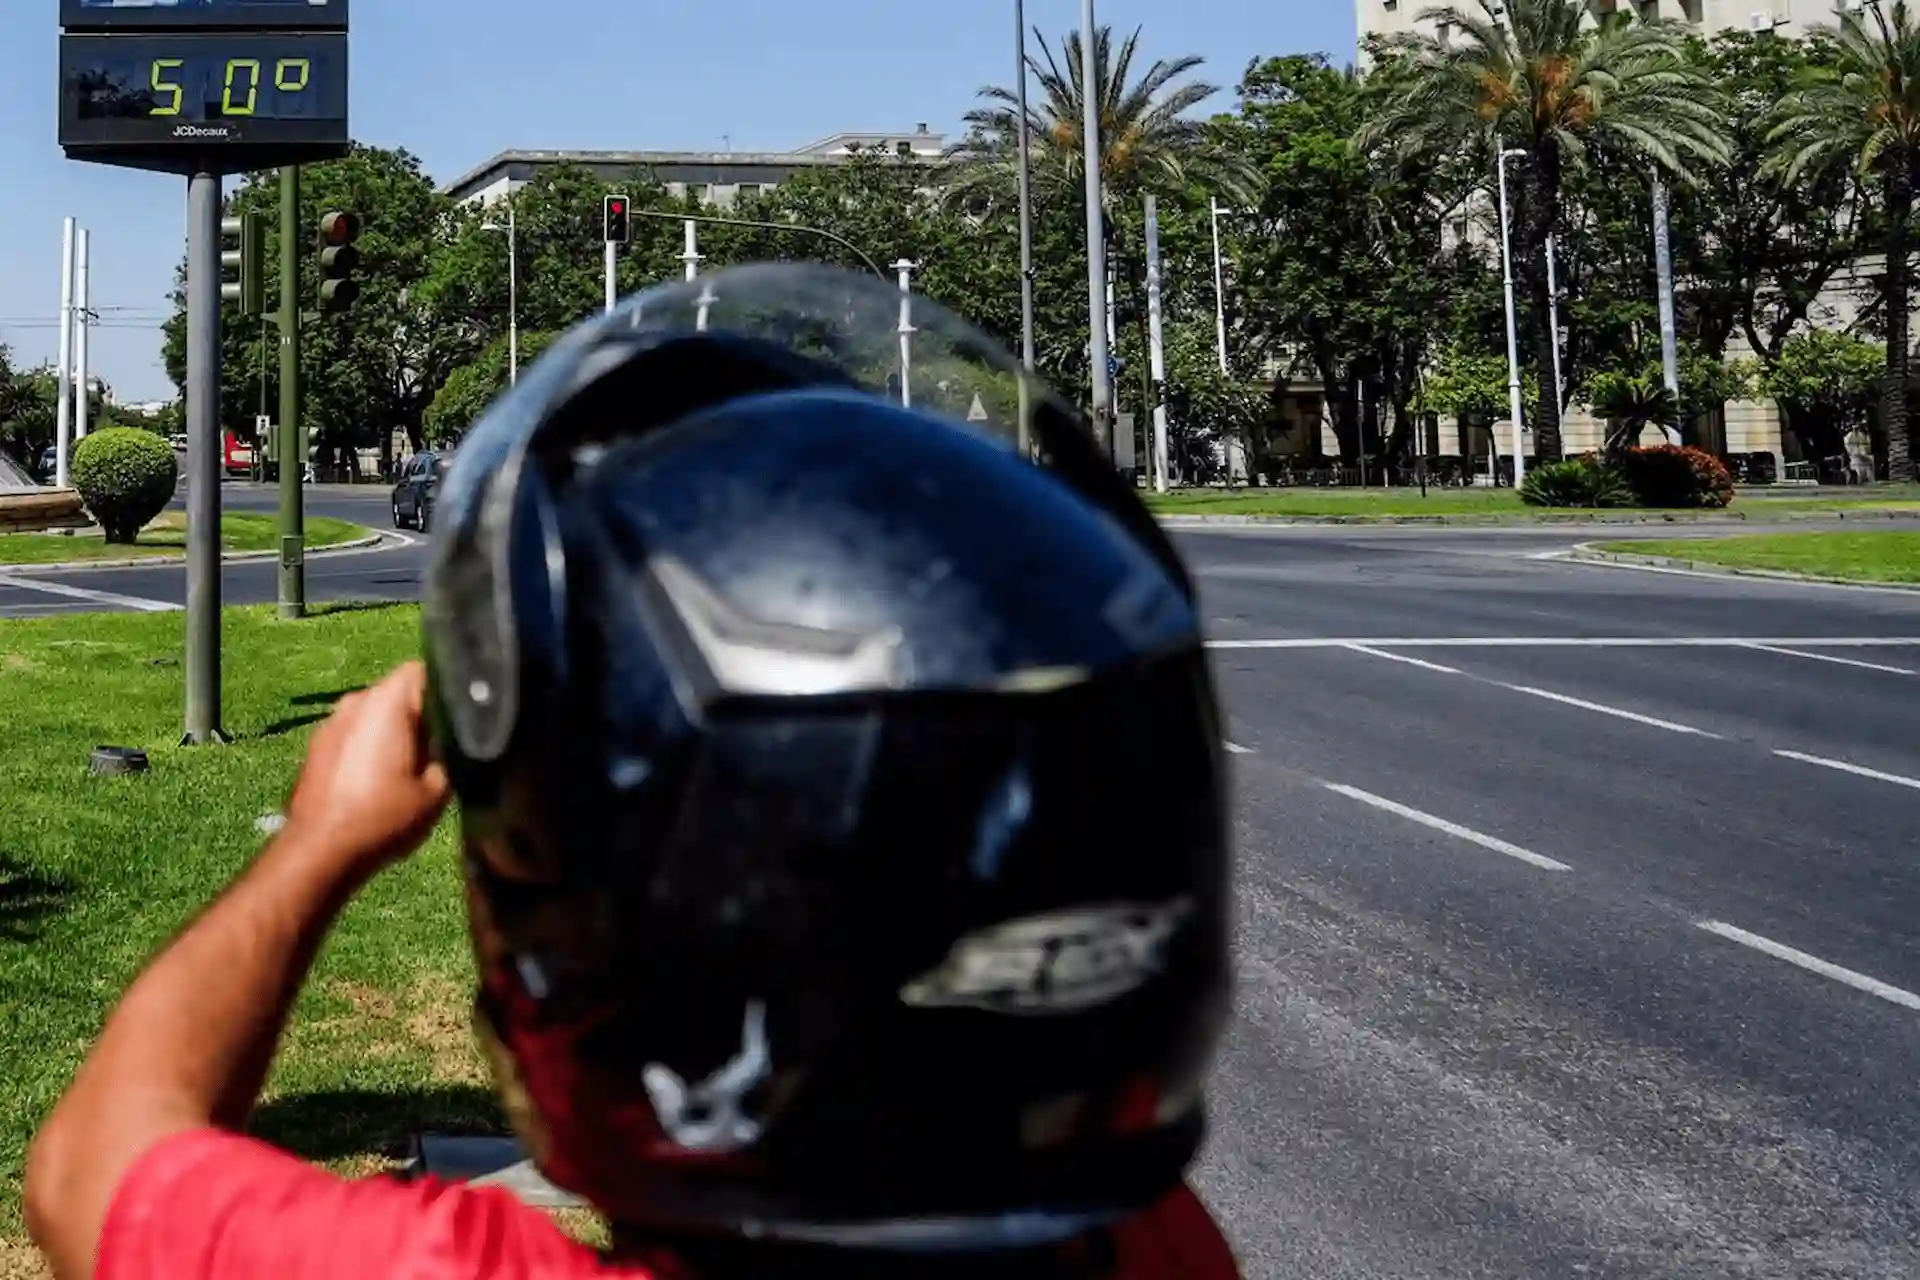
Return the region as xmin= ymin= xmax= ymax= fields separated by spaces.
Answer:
xmin=319 ymin=211 xmax=361 ymax=246
xmin=611 ymin=200 xmax=625 ymax=214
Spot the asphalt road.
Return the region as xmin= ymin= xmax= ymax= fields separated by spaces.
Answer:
xmin=5 ymin=504 xmax=1920 ymax=1275
xmin=1183 ymin=525 xmax=1920 ymax=1278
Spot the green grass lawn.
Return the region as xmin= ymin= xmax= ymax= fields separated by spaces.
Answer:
xmin=1144 ymin=484 xmax=1920 ymax=520
xmin=1597 ymin=531 xmax=1920 ymax=584
xmin=0 ymin=512 xmax=367 ymax=567
xmin=0 ymin=604 xmax=500 ymax=1247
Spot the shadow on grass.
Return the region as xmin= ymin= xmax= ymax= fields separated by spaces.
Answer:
xmin=307 ymin=599 xmax=418 ymax=620
xmin=0 ymin=854 xmax=76 ymax=942
xmin=254 ymin=686 xmax=365 ymax=738
xmin=250 ymin=1084 xmax=505 ymax=1162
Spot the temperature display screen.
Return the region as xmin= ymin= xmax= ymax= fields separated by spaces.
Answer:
xmin=61 ymin=0 xmax=348 ymax=30
xmin=59 ymin=34 xmax=347 ymax=147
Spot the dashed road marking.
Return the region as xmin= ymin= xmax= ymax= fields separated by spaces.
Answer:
xmin=1320 ymin=781 xmax=1571 ymax=873
xmin=1773 ymin=749 xmax=1920 ymax=792
xmin=1698 ymin=921 xmax=1920 ymax=1012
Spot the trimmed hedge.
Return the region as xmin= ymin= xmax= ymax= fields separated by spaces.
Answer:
xmin=71 ymin=427 xmax=179 ymax=543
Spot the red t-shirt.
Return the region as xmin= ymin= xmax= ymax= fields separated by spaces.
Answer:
xmin=97 ymin=1129 xmax=1240 ymax=1280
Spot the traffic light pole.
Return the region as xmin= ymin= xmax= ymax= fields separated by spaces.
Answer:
xmin=605 ymin=240 xmax=617 ymax=315
xmin=278 ymin=164 xmax=305 ymax=619
xmin=184 ymin=169 xmax=226 ymax=744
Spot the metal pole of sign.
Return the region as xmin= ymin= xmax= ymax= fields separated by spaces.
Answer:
xmin=1144 ymin=194 xmax=1171 ymax=494
xmin=683 ymin=220 xmax=701 ymax=281
xmin=279 ymin=164 xmax=306 ymax=619
xmin=184 ymin=170 xmax=226 ymax=744
xmin=605 ymin=239 xmax=617 ymax=315
xmin=54 ymin=218 xmax=75 ymax=490
xmin=893 ymin=259 xmax=916 ymax=408
xmin=1210 ymin=199 xmax=1230 ymax=376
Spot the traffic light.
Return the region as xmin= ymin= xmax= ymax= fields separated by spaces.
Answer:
xmin=316 ymin=210 xmax=362 ymax=313
xmin=604 ymin=194 xmax=631 ymax=244
xmin=219 ymin=212 xmax=264 ymax=317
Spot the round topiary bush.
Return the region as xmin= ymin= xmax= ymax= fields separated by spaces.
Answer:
xmin=71 ymin=427 xmax=179 ymax=543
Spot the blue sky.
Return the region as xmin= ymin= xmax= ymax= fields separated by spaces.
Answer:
xmin=5 ymin=0 xmax=1356 ymax=402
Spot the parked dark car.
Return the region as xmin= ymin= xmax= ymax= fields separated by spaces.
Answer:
xmin=391 ymin=449 xmax=451 ymax=532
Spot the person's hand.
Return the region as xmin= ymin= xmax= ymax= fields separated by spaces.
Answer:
xmin=281 ymin=661 xmax=451 ymax=875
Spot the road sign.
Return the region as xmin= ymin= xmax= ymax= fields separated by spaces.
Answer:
xmin=967 ymin=393 xmax=988 ymax=423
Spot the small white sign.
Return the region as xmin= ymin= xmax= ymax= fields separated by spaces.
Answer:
xmin=966 ymin=393 xmax=989 ymax=423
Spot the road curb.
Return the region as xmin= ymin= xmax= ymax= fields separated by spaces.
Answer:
xmin=1565 ymin=545 xmax=1920 ymax=593
xmin=1 ymin=529 xmax=386 ymax=574
xmin=1154 ymin=507 xmax=1920 ymax=529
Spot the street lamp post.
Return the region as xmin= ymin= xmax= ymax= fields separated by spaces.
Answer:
xmin=1014 ymin=0 xmax=1037 ymax=377
xmin=894 ymin=258 xmax=917 ymax=408
xmin=1210 ymin=198 xmax=1230 ymax=376
xmin=480 ymin=203 xmax=519 ymax=386
xmin=1079 ymin=0 xmax=1112 ymax=457
xmin=1496 ymin=148 xmax=1528 ymax=489
xmin=1545 ymin=233 xmax=1566 ymax=417
xmin=1014 ymin=0 xmax=1037 ymax=457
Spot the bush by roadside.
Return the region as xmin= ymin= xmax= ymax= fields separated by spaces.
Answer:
xmin=70 ymin=428 xmax=178 ymax=542
xmin=1522 ymin=446 xmax=1734 ymax=511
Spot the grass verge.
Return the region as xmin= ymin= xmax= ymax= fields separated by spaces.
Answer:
xmin=1145 ymin=484 xmax=1920 ymax=521
xmin=1595 ymin=531 xmax=1920 ymax=584
xmin=0 ymin=603 xmax=502 ymax=1249
xmin=0 ymin=513 xmax=367 ymax=567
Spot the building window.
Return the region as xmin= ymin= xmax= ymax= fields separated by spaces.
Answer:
xmin=737 ymin=183 xmax=762 ymax=198
xmin=687 ymin=183 xmax=710 ymax=204
xmin=896 ymin=140 xmax=912 ymax=156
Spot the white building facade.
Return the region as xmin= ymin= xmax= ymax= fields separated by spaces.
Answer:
xmin=441 ymin=127 xmax=947 ymax=208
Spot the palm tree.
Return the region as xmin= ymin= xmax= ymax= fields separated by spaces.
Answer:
xmin=1358 ymin=0 xmax=1729 ymax=461
xmin=944 ymin=25 xmax=1257 ymax=209
xmin=1768 ymin=0 xmax=1920 ymax=482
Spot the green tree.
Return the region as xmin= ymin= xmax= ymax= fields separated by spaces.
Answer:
xmin=1768 ymin=0 xmax=1920 ymax=480
xmin=1359 ymin=0 xmax=1730 ymax=461
xmin=1679 ymin=31 xmax=1870 ymax=369
xmin=946 ymin=24 xmax=1255 ymax=207
xmin=163 ymin=145 xmax=454 ymax=476
xmin=1755 ymin=329 xmax=1885 ymax=466
xmin=421 ymin=330 xmax=560 ymax=446
xmin=1217 ymin=55 xmax=1488 ymax=463
xmin=0 ymin=363 xmax=62 ymax=464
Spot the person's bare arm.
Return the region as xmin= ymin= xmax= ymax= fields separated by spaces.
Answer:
xmin=24 ymin=663 xmax=449 ymax=1280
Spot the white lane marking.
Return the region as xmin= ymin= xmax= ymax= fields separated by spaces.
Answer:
xmin=0 ymin=575 xmax=178 ymax=612
xmin=1501 ymin=685 xmax=1721 ymax=738
xmin=1321 ymin=782 xmax=1571 ymax=872
xmin=1737 ymin=642 xmax=1914 ymax=676
xmin=1697 ymin=921 xmax=1920 ymax=1012
xmin=1209 ymin=637 xmax=1920 ymax=649
xmin=1340 ymin=643 xmax=1463 ymax=674
xmin=1773 ymin=749 xmax=1920 ymax=792
xmin=1224 ymin=741 xmax=1254 ymax=754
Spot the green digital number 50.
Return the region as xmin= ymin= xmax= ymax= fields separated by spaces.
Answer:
xmin=148 ymin=58 xmax=184 ymax=117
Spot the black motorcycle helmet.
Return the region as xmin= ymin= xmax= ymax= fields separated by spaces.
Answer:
xmin=422 ymin=264 xmax=1231 ymax=1254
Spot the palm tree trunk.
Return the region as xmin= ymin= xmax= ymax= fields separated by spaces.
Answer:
xmin=1885 ymin=166 xmax=1914 ymax=482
